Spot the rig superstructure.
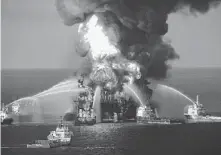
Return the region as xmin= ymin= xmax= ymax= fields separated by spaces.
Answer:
xmin=74 ymin=75 xmax=171 ymax=125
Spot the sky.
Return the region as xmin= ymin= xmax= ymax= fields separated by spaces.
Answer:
xmin=1 ymin=0 xmax=221 ymax=69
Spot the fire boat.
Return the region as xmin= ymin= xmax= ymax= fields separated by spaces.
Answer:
xmin=136 ymin=105 xmax=171 ymax=124
xmin=184 ymin=95 xmax=221 ymax=123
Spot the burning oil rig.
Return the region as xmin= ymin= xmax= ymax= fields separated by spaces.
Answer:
xmin=54 ymin=0 xmax=221 ymax=125
xmin=73 ymin=75 xmax=170 ymax=125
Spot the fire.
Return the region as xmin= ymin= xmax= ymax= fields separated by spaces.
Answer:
xmin=90 ymin=63 xmax=117 ymax=88
xmin=78 ymin=13 xmax=141 ymax=89
xmin=78 ymin=14 xmax=120 ymax=61
xmin=55 ymin=0 xmax=221 ymax=92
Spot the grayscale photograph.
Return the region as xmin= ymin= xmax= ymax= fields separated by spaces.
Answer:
xmin=1 ymin=0 xmax=221 ymax=155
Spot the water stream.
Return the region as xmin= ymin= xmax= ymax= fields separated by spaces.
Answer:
xmin=92 ymin=86 xmax=102 ymax=123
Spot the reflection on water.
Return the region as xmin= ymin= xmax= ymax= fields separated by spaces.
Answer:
xmin=2 ymin=123 xmax=221 ymax=155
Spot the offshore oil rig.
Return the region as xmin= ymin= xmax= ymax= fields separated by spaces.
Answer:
xmin=73 ymin=75 xmax=170 ymax=125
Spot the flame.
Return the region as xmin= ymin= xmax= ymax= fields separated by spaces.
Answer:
xmin=79 ymin=15 xmax=120 ymax=61
xmin=77 ymin=13 xmax=142 ymax=89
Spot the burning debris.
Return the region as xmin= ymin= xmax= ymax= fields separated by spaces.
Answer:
xmin=55 ymin=0 xmax=221 ymax=94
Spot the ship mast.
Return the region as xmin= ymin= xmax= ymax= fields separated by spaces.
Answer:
xmin=196 ymin=95 xmax=199 ymax=106
xmin=1 ymin=103 xmax=4 ymax=111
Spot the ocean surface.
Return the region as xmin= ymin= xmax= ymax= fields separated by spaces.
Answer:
xmin=1 ymin=67 xmax=221 ymax=155
xmin=2 ymin=123 xmax=221 ymax=155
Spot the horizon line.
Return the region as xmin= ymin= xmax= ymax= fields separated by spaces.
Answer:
xmin=1 ymin=66 xmax=221 ymax=70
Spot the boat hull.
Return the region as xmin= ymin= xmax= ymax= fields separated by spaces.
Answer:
xmin=1 ymin=118 xmax=13 ymax=125
xmin=27 ymin=140 xmax=50 ymax=148
xmin=27 ymin=144 xmax=50 ymax=148
xmin=186 ymin=116 xmax=221 ymax=123
xmin=27 ymin=139 xmax=71 ymax=148
xmin=48 ymin=140 xmax=71 ymax=148
xmin=187 ymin=119 xmax=221 ymax=123
xmin=137 ymin=117 xmax=171 ymax=125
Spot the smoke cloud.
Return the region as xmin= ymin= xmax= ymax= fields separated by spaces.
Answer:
xmin=55 ymin=0 xmax=221 ymax=91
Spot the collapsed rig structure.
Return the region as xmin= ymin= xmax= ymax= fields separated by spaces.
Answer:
xmin=73 ymin=75 xmax=170 ymax=125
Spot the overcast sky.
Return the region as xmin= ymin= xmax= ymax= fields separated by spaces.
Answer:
xmin=1 ymin=0 xmax=221 ymax=69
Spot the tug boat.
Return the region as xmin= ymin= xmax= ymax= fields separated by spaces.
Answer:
xmin=136 ymin=106 xmax=171 ymax=124
xmin=27 ymin=117 xmax=73 ymax=148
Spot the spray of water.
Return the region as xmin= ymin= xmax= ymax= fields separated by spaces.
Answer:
xmin=34 ymin=88 xmax=86 ymax=98
xmin=123 ymin=84 xmax=147 ymax=107
xmin=92 ymin=86 xmax=102 ymax=123
xmin=4 ymin=97 xmax=38 ymax=111
xmin=26 ymin=78 xmax=83 ymax=98
xmin=4 ymin=79 xmax=87 ymax=115
xmin=149 ymin=83 xmax=196 ymax=119
xmin=50 ymin=79 xmax=77 ymax=89
xmin=34 ymin=79 xmax=79 ymax=97
xmin=158 ymin=84 xmax=195 ymax=105
xmin=35 ymin=86 xmax=76 ymax=97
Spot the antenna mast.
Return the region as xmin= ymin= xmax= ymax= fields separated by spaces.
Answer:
xmin=196 ymin=95 xmax=199 ymax=105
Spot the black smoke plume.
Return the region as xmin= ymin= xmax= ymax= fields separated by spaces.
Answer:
xmin=55 ymin=0 xmax=220 ymax=89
